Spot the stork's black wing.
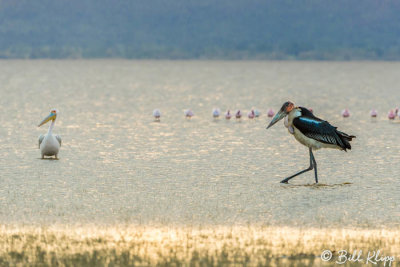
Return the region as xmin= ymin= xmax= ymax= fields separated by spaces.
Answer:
xmin=293 ymin=107 xmax=355 ymax=151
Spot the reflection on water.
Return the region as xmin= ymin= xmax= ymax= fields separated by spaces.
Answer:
xmin=0 ymin=60 xmax=399 ymax=227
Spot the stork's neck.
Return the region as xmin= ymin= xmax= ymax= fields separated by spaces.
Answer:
xmin=47 ymin=119 xmax=55 ymax=135
xmin=287 ymin=108 xmax=302 ymax=126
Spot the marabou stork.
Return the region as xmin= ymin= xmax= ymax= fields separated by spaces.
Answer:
xmin=267 ymin=101 xmax=355 ymax=184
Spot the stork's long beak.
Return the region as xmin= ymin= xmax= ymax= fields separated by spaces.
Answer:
xmin=38 ymin=113 xmax=56 ymax=127
xmin=266 ymin=110 xmax=286 ymax=129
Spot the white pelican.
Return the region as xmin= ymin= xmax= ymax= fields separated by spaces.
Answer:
xmin=38 ymin=109 xmax=61 ymax=159
xmin=153 ymin=109 xmax=161 ymax=121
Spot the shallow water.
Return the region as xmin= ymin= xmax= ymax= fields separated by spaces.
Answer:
xmin=0 ymin=60 xmax=399 ymax=227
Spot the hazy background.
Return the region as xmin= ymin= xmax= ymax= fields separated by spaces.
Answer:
xmin=1 ymin=0 xmax=400 ymax=60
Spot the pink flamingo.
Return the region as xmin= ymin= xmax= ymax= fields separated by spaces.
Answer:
xmin=370 ymin=109 xmax=378 ymax=118
xmin=341 ymin=109 xmax=350 ymax=118
xmin=184 ymin=109 xmax=194 ymax=118
xmin=388 ymin=110 xmax=396 ymax=120
xmin=267 ymin=108 xmax=275 ymax=117
xmin=235 ymin=110 xmax=242 ymax=119
xmin=248 ymin=109 xmax=255 ymax=119
xmin=225 ymin=110 xmax=232 ymax=120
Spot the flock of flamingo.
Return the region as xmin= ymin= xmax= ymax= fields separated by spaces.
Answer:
xmin=152 ymin=108 xmax=275 ymax=120
xmin=152 ymin=107 xmax=400 ymax=121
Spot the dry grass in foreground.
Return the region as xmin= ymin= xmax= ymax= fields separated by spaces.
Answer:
xmin=0 ymin=225 xmax=398 ymax=266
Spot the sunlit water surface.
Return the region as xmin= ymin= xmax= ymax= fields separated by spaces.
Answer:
xmin=0 ymin=60 xmax=399 ymax=227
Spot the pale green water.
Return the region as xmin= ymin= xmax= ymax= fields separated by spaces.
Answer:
xmin=0 ymin=60 xmax=399 ymax=227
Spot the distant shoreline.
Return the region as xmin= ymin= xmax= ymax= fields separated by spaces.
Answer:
xmin=1 ymin=57 xmax=400 ymax=62
xmin=1 ymin=49 xmax=400 ymax=61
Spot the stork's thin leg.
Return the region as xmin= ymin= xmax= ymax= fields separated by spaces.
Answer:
xmin=280 ymin=148 xmax=313 ymax=183
xmin=310 ymin=150 xmax=318 ymax=183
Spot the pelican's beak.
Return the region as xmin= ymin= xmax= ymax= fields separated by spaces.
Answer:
xmin=38 ymin=113 xmax=56 ymax=127
xmin=266 ymin=110 xmax=286 ymax=129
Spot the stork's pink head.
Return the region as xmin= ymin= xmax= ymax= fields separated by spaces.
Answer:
xmin=342 ymin=109 xmax=350 ymax=118
xmin=281 ymin=101 xmax=295 ymax=113
xmin=266 ymin=101 xmax=295 ymax=129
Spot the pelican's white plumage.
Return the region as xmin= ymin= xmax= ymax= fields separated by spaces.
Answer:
xmin=38 ymin=109 xmax=61 ymax=159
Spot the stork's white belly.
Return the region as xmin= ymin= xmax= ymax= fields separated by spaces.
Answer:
xmin=40 ymin=134 xmax=60 ymax=156
xmin=292 ymin=127 xmax=322 ymax=149
xmin=290 ymin=126 xmax=340 ymax=150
